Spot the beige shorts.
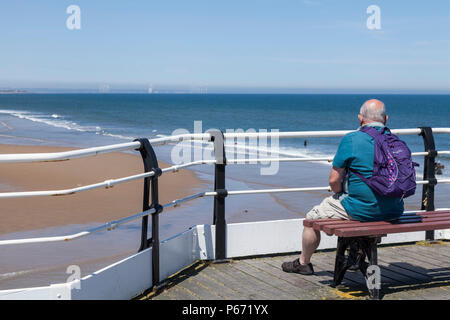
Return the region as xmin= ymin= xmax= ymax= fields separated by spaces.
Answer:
xmin=306 ymin=194 xmax=352 ymax=220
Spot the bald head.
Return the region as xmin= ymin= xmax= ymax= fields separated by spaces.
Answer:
xmin=359 ymin=99 xmax=387 ymax=125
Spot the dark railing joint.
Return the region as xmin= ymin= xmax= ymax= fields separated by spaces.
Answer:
xmin=152 ymin=167 xmax=163 ymax=177
xmin=427 ymin=178 xmax=438 ymax=187
xmin=215 ymin=188 xmax=228 ymax=198
xmin=152 ymin=203 xmax=164 ymax=214
xmin=428 ymin=150 xmax=438 ymax=158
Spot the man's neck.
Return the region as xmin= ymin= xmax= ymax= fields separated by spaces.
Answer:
xmin=361 ymin=121 xmax=385 ymax=128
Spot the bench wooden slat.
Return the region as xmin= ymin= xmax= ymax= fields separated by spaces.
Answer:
xmin=320 ymin=213 xmax=450 ymax=231
xmin=303 ymin=218 xmax=341 ymax=228
xmin=303 ymin=210 xmax=450 ymax=229
xmin=323 ymin=215 xmax=450 ymax=235
xmin=334 ymin=220 xmax=450 ymax=237
xmin=306 ymin=216 xmax=445 ymax=232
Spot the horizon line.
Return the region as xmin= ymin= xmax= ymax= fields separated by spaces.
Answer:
xmin=2 ymin=88 xmax=450 ymax=95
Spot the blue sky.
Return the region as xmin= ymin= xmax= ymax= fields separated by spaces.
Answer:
xmin=1 ymin=0 xmax=450 ymax=92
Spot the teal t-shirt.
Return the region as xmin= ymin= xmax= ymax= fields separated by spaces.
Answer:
xmin=332 ymin=123 xmax=404 ymax=222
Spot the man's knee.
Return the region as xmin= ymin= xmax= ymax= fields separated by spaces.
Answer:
xmin=306 ymin=207 xmax=320 ymax=220
xmin=305 ymin=195 xmax=350 ymax=220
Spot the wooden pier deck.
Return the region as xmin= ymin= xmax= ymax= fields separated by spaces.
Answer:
xmin=139 ymin=240 xmax=450 ymax=300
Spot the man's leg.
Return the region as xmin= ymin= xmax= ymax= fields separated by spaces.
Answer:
xmin=282 ymin=194 xmax=350 ymax=275
xmin=299 ymin=226 xmax=320 ymax=265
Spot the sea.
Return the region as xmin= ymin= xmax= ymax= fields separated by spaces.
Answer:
xmin=1 ymin=93 xmax=450 ymax=289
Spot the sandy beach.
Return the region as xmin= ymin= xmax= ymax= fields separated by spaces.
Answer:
xmin=0 ymin=144 xmax=205 ymax=235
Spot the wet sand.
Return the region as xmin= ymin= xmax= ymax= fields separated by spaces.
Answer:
xmin=0 ymin=144 xmax=206 ymax=235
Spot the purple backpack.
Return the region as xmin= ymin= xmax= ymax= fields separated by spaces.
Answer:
xmin=350 ymin=126 xmax=419 ymax=199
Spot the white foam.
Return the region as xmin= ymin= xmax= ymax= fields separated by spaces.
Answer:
xmin=0 ymin=108 xmax=133 ymax=141
xmin=0 ymin=269 xmax=35 ymax=280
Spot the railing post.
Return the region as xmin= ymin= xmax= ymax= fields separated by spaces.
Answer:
xmin=208 ymin=130 xmax=229 ymax=263
xmin=419 ymin=127 xmax=437 ymax=241
xmin=134 ymin=138 xmax=163 ymax=287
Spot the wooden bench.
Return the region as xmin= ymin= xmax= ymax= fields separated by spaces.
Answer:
xmin=303 ymin=210 xmax=450 ymax=299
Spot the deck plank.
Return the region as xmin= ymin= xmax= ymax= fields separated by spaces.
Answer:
xmin=256 ymin=255 xmax=347 ymax=299
xmin=390 ymin=246 xmax=450 ymax=271
xmin=402 ymin=242 xmax=450 ymax=262
xmin=243 ymin=257 xmax=324 ymax=291
xmin=231 ymin=260 xmax=299 ymax=300
xmin=237 ymin=258 xmax=326 ymax=300
xmin=201 ymin=263 xmax=271 ymax=300
xmin=246 ymin=255 xmax=341 ymax=299
xmin=210 ymin=262 xmax=296 ymax=300
xmin=146 ymin=242 xmax=450 ymax=300
xmin=267 ymin=254 xmax=337 ymax=288
xmin=164 ymin=285 xmax=200 ymax=300
xmin=192 ymin=272 xmax=247 ymax=300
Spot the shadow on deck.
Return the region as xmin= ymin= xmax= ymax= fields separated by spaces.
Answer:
xmin=137 ymin=241 xmax=450 ymax=300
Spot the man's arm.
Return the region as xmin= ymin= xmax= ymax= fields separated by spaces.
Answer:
xmin=329 ymin=166 xmax=345 ymax=194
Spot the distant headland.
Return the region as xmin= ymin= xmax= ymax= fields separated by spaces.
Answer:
xmin=0 ymin=89 xmax=28 ymax=94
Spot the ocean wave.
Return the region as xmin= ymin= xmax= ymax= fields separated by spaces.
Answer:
xmin=0 ymin=269 xmax=35 ymax=281
xmin=0 ymin=109 xmax=133 ymax=141
xmin=0 ymin=109 xmax=91 ymax=132
xmin=100 ymin=132 xmax=135 ymax=140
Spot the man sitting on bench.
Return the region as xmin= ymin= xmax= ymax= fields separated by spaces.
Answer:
xmin=282 ymin=99 xmax=405 ymax=275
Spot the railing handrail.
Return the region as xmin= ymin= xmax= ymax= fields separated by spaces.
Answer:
xmin=1 ymin=152 xmax=450 ymax=199
xmin=0 ymin=141 xmax=141 ymax=163
xmin=0 ymin=191 xmax=208 ymax=246
xmin=1 ymin=127 xmax=450 ymax=164
xmin=0 ymin=160 xmax=216 ymax=199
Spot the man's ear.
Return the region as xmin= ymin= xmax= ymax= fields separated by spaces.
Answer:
xmin=384 ymin=115 xmax=389 ymax=124
xmin=358 ymin=114 xmax=363 ymax=124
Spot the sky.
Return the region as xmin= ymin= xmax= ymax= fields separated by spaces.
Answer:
xmin=1 ymin=0 xmax=450 ymax=93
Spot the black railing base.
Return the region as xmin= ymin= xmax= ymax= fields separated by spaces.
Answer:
xmin=419 ymin=127 xmax=437 ymax=241
xmin=208 ymin=129 xmax=228 ymax=263
xmin=422 ymin=239 xmax=440 ymax=244
xmin=152 ymin=281 xmax=167 ymax=291
xmin=212 ymin=258 xmax=230 ymax=264
xmin=134 ymin=138 xmax=162 ymax=288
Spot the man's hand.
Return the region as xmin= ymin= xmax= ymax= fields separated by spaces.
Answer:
xmin=329 ymin=166 xmax=345 ymax=194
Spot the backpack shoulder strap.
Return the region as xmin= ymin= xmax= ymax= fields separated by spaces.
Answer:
xmin=359 ymin=125 xmax=388 ymax=139
xmin=359 ymin=126 xmax=378 ymax=138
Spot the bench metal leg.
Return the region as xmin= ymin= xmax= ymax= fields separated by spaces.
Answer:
xmin=333 ymin=237 xmax=381 ymax=299
xmin=332 ymin=237 xmax=350 ymax=287
xmin=333 ymin=237 xmax=368 ymax=286
xmin=361 ymin=237 xmax=381 ymax=300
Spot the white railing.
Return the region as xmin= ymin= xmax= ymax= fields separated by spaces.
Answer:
xmin=0 ymin=160 xmax=215 ymax=199
xmin=0 ymin=192 xmax=206 ymax=246
xmin=0 ymin=151 xmax=448 ymax=200
xmin=0 ymin=141 xmax=142 ymax=163
xmin=2 ymin=127 xmax=450 ymax=163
